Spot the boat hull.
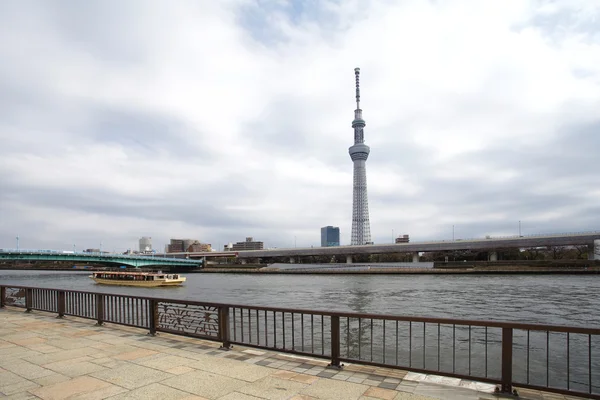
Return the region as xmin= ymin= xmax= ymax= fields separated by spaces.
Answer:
xmin=90 ymin=277 xmax=186 ymax=287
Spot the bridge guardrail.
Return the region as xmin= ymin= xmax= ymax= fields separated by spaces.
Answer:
xmin=409 ymin=231 xmax=600 ymax=245
xmin=0 ymin=284 xmax=598 ymax=398
xmin=0 ymin=250 xmax=199 ymax=263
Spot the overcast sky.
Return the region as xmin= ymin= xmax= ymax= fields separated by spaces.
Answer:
xmin=1 ymin=0 xmax=599 ymax=253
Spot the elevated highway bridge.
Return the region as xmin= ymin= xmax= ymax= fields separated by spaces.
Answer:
xmin=166 ymin=232 xmax=600 ymax=263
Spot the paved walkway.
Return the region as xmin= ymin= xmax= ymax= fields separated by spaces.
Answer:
xmin=0 ymin=308 xmax=582 ymax=400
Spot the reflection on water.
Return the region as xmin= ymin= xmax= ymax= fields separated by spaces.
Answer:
xmin=1 ymin=270 xmax=600 ymax=327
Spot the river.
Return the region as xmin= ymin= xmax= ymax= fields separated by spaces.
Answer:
xmin=1 ymin=270 xmax=598 ymax=327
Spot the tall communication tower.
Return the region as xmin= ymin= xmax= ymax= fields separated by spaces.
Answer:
xmin=349 ymin=67 xmax=372 ymax=245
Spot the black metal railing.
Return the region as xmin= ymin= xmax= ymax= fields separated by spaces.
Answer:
xmin=0 ymin=284 xmax=598 ymax=398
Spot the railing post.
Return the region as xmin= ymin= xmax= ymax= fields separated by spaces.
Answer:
xmin=25 ymin=288 xmax=33 ymax=313
xmin=0 ymin=286 xmax=5 ymax=308
xmin=328 ymin=315 xmax=342 ymax=369
xmin=95 ymin=294 xmax=104 ymax=326
xmin=57 ymin=291 xmax=65 ymax=318
xmin=218 ymin=306 xmax=231 ymax=350
xmin=497 ymin=327 xmax=517 ymax=395
xmin=148 ymin=299 xmax=158 ymax=336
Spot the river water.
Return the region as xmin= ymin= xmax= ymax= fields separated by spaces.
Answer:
xmin=1 ymin=270 xmax=598 ymax=327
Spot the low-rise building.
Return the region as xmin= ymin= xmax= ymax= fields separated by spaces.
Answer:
xmin=395 ymin=234 xmax=410 ymax=243
xmin=187 ymin=241 xmax=212 ymax=252
xmin=225 ymin=237 xmax=264 ymax=251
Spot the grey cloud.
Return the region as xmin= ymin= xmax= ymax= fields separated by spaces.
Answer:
xmin=244 ymin=96 xmax=362 ymax=167
xmin=85 ymin=105 xmax=210 ymax=160
xmin=0 ymin=177 xmax=261 ymax=228
xmin=245 ymin=96 xmax=311 ymax=151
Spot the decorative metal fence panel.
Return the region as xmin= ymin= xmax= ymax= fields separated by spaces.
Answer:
xmin=157 ymin=302 xmax=219 ymax=339
xmin=4 ymin=287 xmax=27 ymax=308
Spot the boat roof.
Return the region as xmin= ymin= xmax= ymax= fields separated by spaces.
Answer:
xmin=93 ymin=271 xmax=173 ymax=275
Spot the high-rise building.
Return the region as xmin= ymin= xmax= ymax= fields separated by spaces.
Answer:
xmin=321 ymin=226 xmax=340 ymax=247
xmin=349 ymin=67 xmax=372 ymax=245
xmin=167 ymin=238 xmax=199 ymax=253
xmin=225 ymin=237 xmax=264 ymax=251
xmin=139 ymin=237 xmax=152 ymax=253
xmin=167 ymin=239 xmax=184 ymax=253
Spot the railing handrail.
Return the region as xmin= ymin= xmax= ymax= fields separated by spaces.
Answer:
xmin=2 ymin=284 xmax=599 ymax=334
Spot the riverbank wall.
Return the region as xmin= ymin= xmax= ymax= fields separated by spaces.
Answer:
xmin=199 ymin=265 xmax=600 ymax=274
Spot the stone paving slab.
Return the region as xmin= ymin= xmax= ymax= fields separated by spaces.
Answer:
xmin=161 ymin=369 xmax=248 ymax=398
xmin=237 ymin=375 xmax=309 ymax=399
xmin=29 ymin=375 xmax=117 ymax=399
xmin=0 ymin=307 xmax=586 ymax=400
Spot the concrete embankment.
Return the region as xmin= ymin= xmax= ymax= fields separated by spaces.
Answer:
xmin=199 ymin=264 xmax=600 ymax=274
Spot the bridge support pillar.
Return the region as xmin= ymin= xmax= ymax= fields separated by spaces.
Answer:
xmin=412 ymin=252 xmax=419 ymax=263
xmin=489 ymin=251 xmax=498 ymax=261
xmin=591 ymin=240 xmax=600 ymax=260
xmin=346 ymin=255 xmax=353 ymax=264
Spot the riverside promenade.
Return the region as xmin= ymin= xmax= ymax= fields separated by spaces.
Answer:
xmin=0 ymin=308 xmax=581 ymax=400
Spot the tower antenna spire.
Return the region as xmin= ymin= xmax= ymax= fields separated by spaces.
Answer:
xmin=354 ymin=67 xmax=361 ymax=109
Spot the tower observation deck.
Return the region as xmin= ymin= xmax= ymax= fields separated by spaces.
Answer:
xmin=349 ymin=67 xmax=372 ymax=245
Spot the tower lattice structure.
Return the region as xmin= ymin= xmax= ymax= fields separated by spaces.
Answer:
xmin=349 ymin=67 xmax=372 ymax=245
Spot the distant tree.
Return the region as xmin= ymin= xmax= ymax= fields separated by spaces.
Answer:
xmin=521 ymin=247 xmax=545 ymax=260
xmin=548 ymin=246 xmax=574 ymax=260
xmin=353 ymin=254 xmax=370 ymax=263
xmin=575 ymin=245 xmax=591 ymax=259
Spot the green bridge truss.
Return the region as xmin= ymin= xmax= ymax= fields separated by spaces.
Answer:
xmin=0 ymin=251 xmax=202 ymax=268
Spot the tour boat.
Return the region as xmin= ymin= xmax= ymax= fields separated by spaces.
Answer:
xmin=90 ymin=271 xmax=186 ymax=287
